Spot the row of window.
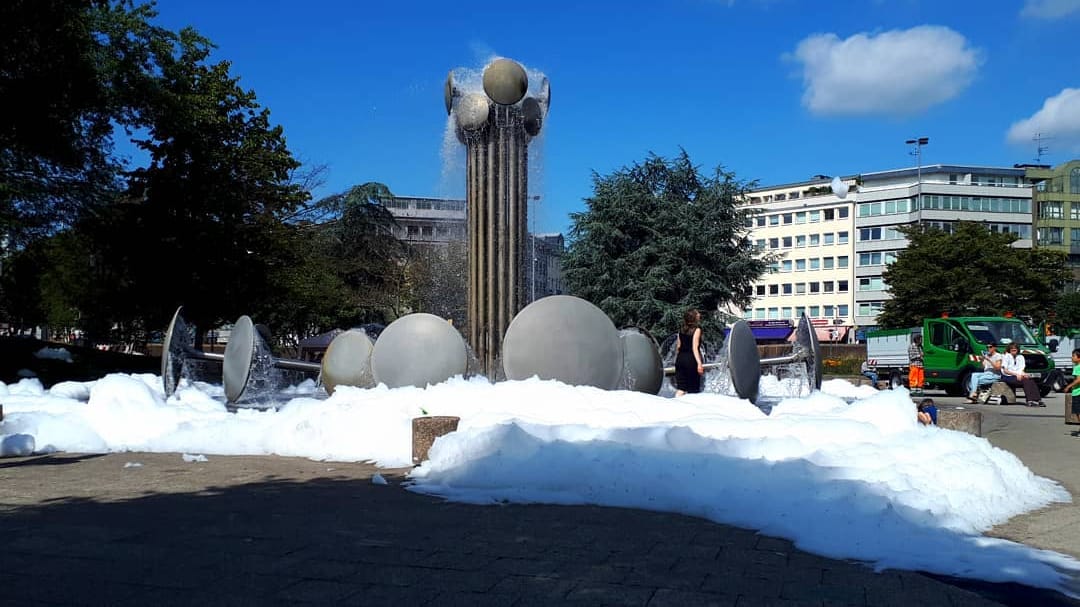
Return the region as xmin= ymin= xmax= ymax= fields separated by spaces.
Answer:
xmin=858 ymin=251 xmax=899 ymax=266
xmin=1036 ymin=201 xmax=1080 ymax=220
xmin=751 ymin=207 xmax=850 ymax=228
xmin=1035 ymin=226 xmax=1080 ymax=246
xmin=857 ymin=195 xmax=1031 ymax=218
xmin=858 ymin=301 xmax=886 ymax=316
xmin=755 ymin=231 xmax=850 ymax=250
xmin=921 ymin=221 xmax=1031 ymax=239
xmin=756 ymin=280 xmax=850 ymax=296
xmin=747 ymin=305 xmax=851 ymax=320
xmin=769 ymin=256 xmax=850 ymax=273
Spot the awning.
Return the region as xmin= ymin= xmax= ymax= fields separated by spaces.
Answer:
xmin=723 ymin=326 xmax=794 ymax=341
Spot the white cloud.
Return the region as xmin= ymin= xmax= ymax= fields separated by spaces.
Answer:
xmin=790 ymin=26 xmax=981 ymax=117
xmin=1006 ymin=88 xmax=1080 ymax=153
xmin=1021 ymin=0 xmax=1080 ymax=19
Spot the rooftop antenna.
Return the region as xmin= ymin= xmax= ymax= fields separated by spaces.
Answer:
xmin=1034 ymin=132 xmax=1052 ymax=163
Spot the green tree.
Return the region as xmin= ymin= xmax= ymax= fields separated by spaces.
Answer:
xmin=1052 ymin=292 xmax=1080 ymax=331
xmin=878 ymin=222 xmax=1070 ymax=328
xmin=563 ymin=150 xmax=774 ymax=343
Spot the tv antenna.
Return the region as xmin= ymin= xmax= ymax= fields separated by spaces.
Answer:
xmin=1034 ymin=132 xmax=1052 ymax=163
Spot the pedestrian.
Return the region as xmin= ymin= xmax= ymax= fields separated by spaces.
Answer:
xmin=1064 ymin=349 xmax=1080 ymax=434
xmin=860 ymin=359 xmax=879 ymax=388
xmin=908 ymin=334 xmax=925 ymax=396
xmin=674 ymin=309 xmax=705 ymax=397
xmin=966 ymin=342 xmax=1002 ymax=402
xmin=917 ymin=397 xmax=938 ymax=426
xmin=1001 ymin=343 xmax=1044 ymax=407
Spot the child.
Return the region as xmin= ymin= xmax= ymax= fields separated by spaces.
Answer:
xmin=1063 ymin=349 xmax=1080 ymax=424
xmin=917 ymin=397 xmax=938 ymax=426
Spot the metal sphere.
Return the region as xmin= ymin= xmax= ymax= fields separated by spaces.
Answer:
xmin=482 ymin=58 xmax=528 ymax=105
xmin=371 ymin=313 xmax=468 ymax=389
xmin=223 ymin=315 xmax=256 ymax=404
xmin=444 ymin=71 xmax=457 ymax=115
xmin=726 ymin=320 xmax=761 ymax=403
xmin=522 ymin=97 xmax=543 ymax=136
xmin=455 ymin=93 xmax=491 ymax=131
xmin=321 ymin=330 xmax=375 ymax=395
xmin=502 ymin=295 xmax=624 ymax=389
xmin=620 ymin=328 xmax=664 ymax=394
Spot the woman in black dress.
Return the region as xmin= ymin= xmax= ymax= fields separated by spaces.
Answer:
xmin=674 ymin=308 xmax=704 ymax=396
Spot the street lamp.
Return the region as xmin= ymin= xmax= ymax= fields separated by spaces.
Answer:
xmin=905 ymin=137 xmax=929 ymax=209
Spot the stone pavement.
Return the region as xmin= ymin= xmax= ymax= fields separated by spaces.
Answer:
xmin=0 ymin=451 xmax=1075 ymax=606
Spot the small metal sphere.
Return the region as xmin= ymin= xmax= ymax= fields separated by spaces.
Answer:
xmin=321 ymin=330 xmax=375 ymax=395
xmin=502 ymin=295 xmax=624 ymax=389
xmin=482 ymin=58 xmax=528 ymax=105
xmin=455 ymin=93 xmax=491 ymax=131
xmin=620 ymin=328 xmax=664 ymax=394
xmin=371 ymin=313 xmax=468 ymax=389
xmin=522 ymin=97 xmax=543 ymax=136
xmin=444 ymin=71 xmax=457 ymax=115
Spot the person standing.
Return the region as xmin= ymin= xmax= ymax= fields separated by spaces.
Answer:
xmin=1001 ymin=343 xmax=1044 ymax=407
xmin=674 ymin=309 xmax=705 ymax=397
xmin=908 ymin=334 xmax=925 ymax=396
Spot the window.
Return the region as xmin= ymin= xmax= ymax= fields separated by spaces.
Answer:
xmin=769 ymin=238 xmax=779 ymax=249
xmin=769 ymin=284 xmax=779 ymax=295
xmin=795 ymin=212 xmax=807 ymax=224
xmin=809 ymin=258 xmax=820 ymax=270
xmin=756 ymin=285 xmax=766 ymax=296
xmin=790 ymin=191 xmax=801 ymax=200
xmin=823 ymin=281 xmax=834 ymax=293
xmin=823 ymin=233 xmax=834 ymax=245
xmin=795 ymin=235 xmax=806 ymax=247
xmin=754 ymin=308 xmax=765 ymax=319
xmin=810 ymin=305 xmax=820 ymax=317
xmin=838 ymin=208 xmax=849 ymax=218
xmin=809 ymin=234 xmax=820 ymax=246
xmin=755 ymin=239 xmax=766 ymax=250
xmin=838 ymin=280 xmax=849 ymax=292
xmin=1071 ymin=204 xmax=1080 ymax=221
xmin=824 ymin=305 xmax=835 ymax=317
xmin=858 ymin=302 xmax=885 ymax=316
xmin=795 ymin=259 xmax=806 ymax=271
xmin=782 ymin=260 xmax=792 ymax=272
xmin=838 ymin=305 xmax=849 ymax=317
xmin=823 ymin=257 xmax=834 ymax=269
xmin=1072 ymin=168 xmax=1080 ymax=194
xmin=782 ymin=236 xmax=792 ymax=248
xmin=1040 ymin=201 xmax=1064 ymax=219
xmin=1039 ymin=227 xmax=1064 ymax=245
xmin=809 ymin=282 xmax=820 ymax=293
xmin=859 ymin=252 xmax=882 ymax=266
xmin=768 ymin=307 xmax=779 ymax=319
xmin=838 ymin=256 xmax=849 ymax=268
xmin=795 ymin=283 xmax=806 ymax=294
xmin=795 ymin=306 xmax=806 ymax=316
xmin=755 ymin=216 xmax=766 ymax=227
xmin=809 ymin=210 xmax=820 ymax=222
xmin=407 ymin=225 xmax=419 ymax=236
xmin=782 ymin=213 xmax=793 ymax=224
xmin=949 ymin=173 xmax=959 ymax=184
xmin=859 ymin=277 xmax=885 ymax=291
xmin=838 ymin=231 xmax=849 ymax=244
xmin=776 ymin=193 xmax=787 ymax=201
xmin=1072 ymin=228 xmax=1080 ymax=245
xmin=783 ymin=283 xmax=793 ymax=295
xmin=782 ymin=307 xmax=793 ymax=318
xmin=769 ymin=215 xmax=779 ymax=226
xmin=823 ymin=209 xmax=835 ymax=220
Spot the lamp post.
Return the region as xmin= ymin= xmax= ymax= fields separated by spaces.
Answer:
xmin=905 ymin=137 xmax=929 ymax=209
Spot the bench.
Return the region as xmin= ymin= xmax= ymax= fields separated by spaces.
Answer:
xmin=975 ymin=382 xmax=1016 ymax=405
xmin=936 ymin=406 xmax=983 ymax=436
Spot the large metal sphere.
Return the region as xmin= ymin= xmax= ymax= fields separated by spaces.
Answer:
xmin=726 ymin=320 xmax=761 ymax=403
xmin=371 ymin=313 xmax=468 ymax=389
xmin=620 ymin=328 xmax=663 ymax=394
xmin=223 ymin=315 xmax=256 ymax=404
xmin=455 ymin=93 xmax=491 ymax=131
xmin=502 ymin=295 xmax=624 ymax=389
xmin=522 ymin=97 xmax=543 ymax=136
xmin=482 ymin=58 xmax=528 ymax=105
xmin=321 ymin=330 xmax=375 ymax=395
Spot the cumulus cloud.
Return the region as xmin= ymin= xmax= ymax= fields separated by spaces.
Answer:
xmin=790 ymin=26 xmax=981 ymax=117
xmin=1007 ymin=88 xmax=1080 ymax=153
xmin=1021 ymin=0 xmax=1080 ymax=19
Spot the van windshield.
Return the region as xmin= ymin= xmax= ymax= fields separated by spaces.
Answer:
xmin=963 ymin=320 xmax=1038 ymax=346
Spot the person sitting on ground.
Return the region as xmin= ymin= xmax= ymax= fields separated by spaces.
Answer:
xmin=860 ymin=359 xmax=878 ymax=388
xmin=967 ymin=342 xmax=1003 ymax=402
xmin=1001 ymin=343 xmax=1044 ymax=407
xmin=917 ymin=398 xmax=938 ymax=426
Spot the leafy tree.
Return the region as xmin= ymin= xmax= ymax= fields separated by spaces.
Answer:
xmin=563 ymin=150 xmax=775 ymax=344
xmin=1052 ymin=292 xmax=1080 ymax=332
xmin=878 ymin=222 xmax=1070 ymax=328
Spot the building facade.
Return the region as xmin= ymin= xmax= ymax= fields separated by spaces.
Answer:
xmin=744 ymin=165 xmax=1036 ymax=340
xmin=1026 ymin=160 xmax=1080 ymax=289
xmin=742 ymin=176 xmax=858 ymax=342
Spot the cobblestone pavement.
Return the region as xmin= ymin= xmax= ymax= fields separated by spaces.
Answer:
xmin=0 ymin=452 xmax=1075 ymax=606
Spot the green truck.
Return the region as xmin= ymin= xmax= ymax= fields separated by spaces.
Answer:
xmin=866 ymin=316 xmax=1061 ymax=396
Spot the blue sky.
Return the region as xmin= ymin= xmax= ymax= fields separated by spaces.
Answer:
xmin=145 ymin=0 xmax=1080 ymax=234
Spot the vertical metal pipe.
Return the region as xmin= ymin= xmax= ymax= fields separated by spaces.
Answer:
xmin=507 ymin=125 xmax=518 ymax=324
xmin=467 ymin=141 xmax=479 ymax=352
xmin=519 ymin=134 xmax=529 ymax=310
xmin=486 ymin=128 xmax=497 ymax=375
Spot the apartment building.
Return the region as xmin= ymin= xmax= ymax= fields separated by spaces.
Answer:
xmin=853 ymin=165 xmax=1032 ymax=330
xmin=742 ymin=176 xmax=858 ymax=342
xmin=1026 ymin=160 xmax=1080 ymax=288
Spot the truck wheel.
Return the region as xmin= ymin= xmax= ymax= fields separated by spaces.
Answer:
xmin=1041 ymin=384 xmax=1054 ymax=398
xmin=889 ymin=371 xmax=905 ymax=390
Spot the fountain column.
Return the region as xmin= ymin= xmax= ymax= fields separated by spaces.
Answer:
xmin=445 ymin=58 xmax=549 ymax=376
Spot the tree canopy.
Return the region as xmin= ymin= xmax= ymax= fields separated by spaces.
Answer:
xmin=562 ymin=150 xmax=774 ymax=343
xmin=877 ymin=222 xmax=1070 ymax=328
